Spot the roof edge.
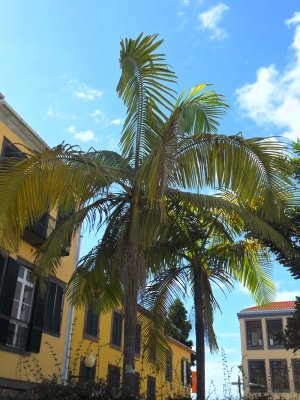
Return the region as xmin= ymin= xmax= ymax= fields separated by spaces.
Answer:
xmin=0 ymin=98 xmax=49 ymax=151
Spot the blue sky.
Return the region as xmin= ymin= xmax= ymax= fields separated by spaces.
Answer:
xmin=1 ymin=0 xmax=300 ymax=396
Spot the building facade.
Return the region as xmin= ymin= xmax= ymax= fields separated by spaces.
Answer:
xmin=0 ymin=95 xmax=80 ymax=391
xmin=70 ymin=305 xmax=193 ymax=399
xmin=238 ymin=301 xmax=300 ymax=399
xmin=0 ymin=96 xmax=193 ymax=398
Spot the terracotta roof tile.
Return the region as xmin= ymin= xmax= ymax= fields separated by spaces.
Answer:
xmin=241 ymin=301 xmax=296 ymax=312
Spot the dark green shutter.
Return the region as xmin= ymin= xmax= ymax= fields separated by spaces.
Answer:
xmin=0 ymin=257 xmax=19 ymax=316
xmin=52 ymin=285 xmax=63 ymax=333
xmin=147 ymin=376 xmax=156 ymax=400
xmin=134 ymin=372 xmax=140 ymax=396
xmin=43 ymin=280 xmax=54 ymax=331
xmin=135 ymin=323 xmax=141 ymax=354
xmin=0 ymin=257 xmax=18 ymax=345
xmin=79 ymin=359 xmax=96 ymax=382
xmin=44 ymin=281 xmax=64 ymax=334
xmin=181 ymin=359 xmax=184 ymax=384
xmin=108 ymin=365 xmax=121 ymax=390
xmin=27 ymin=282 xmax=46 ymax=353
xmin=112 ymin=312 xmax=122 ymax=346
xmin=0 ymin=253 xmax=6 ymax=294
xmin=85 ymin=305 xmax=99 ymax=337
xmin=186 ymin=362 xmax=191 ymax=385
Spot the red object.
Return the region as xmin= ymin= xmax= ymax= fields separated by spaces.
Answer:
xmin=242 ymin=301 xmax=296 ymax=312
xmin=192 ymin=371 xmax=197 ymax=393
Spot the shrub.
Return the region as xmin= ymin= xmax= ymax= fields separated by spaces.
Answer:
xmin=0 ymin=378 xmax=143 ymax=400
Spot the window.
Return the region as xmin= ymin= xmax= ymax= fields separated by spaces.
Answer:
xmin=147 ymin=376 xmax=156 ymax=400
xmin=134 ymin=372 xmax=140 ymax=396
xmin=79 ymin=357 xmax=95 ymax=382
xmin=108 ymin=365 xmax=121 ymax=391
xmin=267 ymin=319 xmax=283 ymax=348
xmin=0 ymin=255 xmax=64 ymax=353
xmin=292 ymin=359 xmax=300 ymax=391
xmin=6 ymin=267 xmax=34 ymax=349
xmin=1 ymin=138 xmax=26 ymax=166
xmin=270 ymin=360 xmax=289 ymax=392
xmin=135 ymin=323 xmax=141 ymax=355
xmin=43 ymin=280 xmax=64 ymax=335
xmin=248 ymin=361 xmax=267 ymax=392
xmin=165 ymin=353 xmax=173 ymax=382
xmin=246 ymin=320 xmax=263 ymax=349
xmin=111 ymin=311 xmax=122 ymax=347
xmin=84 ymin=305 xmax=99 ymax=339
xmin=181 ymin=359 xmax=191 ymax=387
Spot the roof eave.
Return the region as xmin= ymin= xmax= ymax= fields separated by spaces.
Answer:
xmin=0 ymin=97 xmax=50 ymax=152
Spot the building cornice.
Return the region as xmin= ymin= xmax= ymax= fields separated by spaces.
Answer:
xmin=237 ymin=309 xmax=295 ymax=319
xmin=0 ymin=98 xmax=49 ymax=152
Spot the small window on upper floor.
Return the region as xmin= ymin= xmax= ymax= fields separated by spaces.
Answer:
xmin=266 ymin=319 xmax=283 ymax=348
xmin=43 ymin=279 xmax=65 ymax=336
xmin=246 ymin=320 xmax=263 ymax=349
xmin=165 ymin=352 xmax=173 ymax=382
xmin=181 ymin=358 xmax=191 ymax=388
xmin=84 ymin=304 xmax=99 ymax=339
xmin=111 ymin=311 xmax=122 ymax=348
xmin=1 ymin=138 xmax=26 ymax=167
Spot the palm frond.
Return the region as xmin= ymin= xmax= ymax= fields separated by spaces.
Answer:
xmin=117 ymin=33 xmax=177 ymax=166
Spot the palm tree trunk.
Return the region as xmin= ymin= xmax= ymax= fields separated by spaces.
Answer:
xmin=122 ymin=194 xmax=143 ymax=394
xmin=123 ymin=273 xmax=138 ymax=394
xmin=193 ymin=264 xmax=206 ymax=400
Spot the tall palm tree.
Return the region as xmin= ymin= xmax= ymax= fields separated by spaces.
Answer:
xmin=0 ymin=34 xmax=297 ymax=395
xmin=142 ymin=198 xmax=297 ymax=400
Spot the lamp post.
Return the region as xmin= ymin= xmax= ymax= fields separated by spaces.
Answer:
xmin=231 ymin=376 xmax=266 ymax=400
xmin=84 ymin=351 xmax=96 ymax=381
xmin=231 ymin=375 xmax=242 ymax=400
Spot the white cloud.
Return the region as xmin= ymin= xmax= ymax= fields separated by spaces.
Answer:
xmin=276 ymin=290 xmax=299 ymax=301
xmin=90 ymin=110 xmax=123 ymax=127
xmin=66 ymin=125 xmax=95 ymax=142
xmin=198 ymin=3 xmax=229 ymax=40
xmin=75 ymin=87 xmax=103 ymax=101
xmin=110 ymin=118 xmax=123 ymax=126
xmin=47 ymin=108 xmax=62 ymax=118
xmin=236 ymin=12 xmax=300 ymax=140
xmin=74 ymin=130 xmax=94 ymax=142
xmin=91 ymin=109 xmax=104 ymax=117
xmin=66 ymin=77 xmax=103 ymax=101
xmin=67 ymin=126 xmax=76 ymax=134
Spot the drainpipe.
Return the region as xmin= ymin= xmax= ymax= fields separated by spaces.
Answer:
xmin=61 ymin=227 xmax=82 ymax=382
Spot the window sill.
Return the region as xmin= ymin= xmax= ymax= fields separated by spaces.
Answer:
xmin=43 ymin=329 xmax=61 ymax=338
xmin=83 ymin=333 xmax=99 ymax=342
xmin=110 ymin=343 xmax=122 ymax=351
xmin=0 ymin=344 xmax=31 ymax=356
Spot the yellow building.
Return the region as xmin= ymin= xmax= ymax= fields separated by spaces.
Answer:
xmin=238 ymin=301 xmax=300 ymax=399
xmin=0 ymin=95 xmax=193 ymax=398
xmin=0 ymin=94 xmax=80 ymax=391
xmin=69 ymin=304 xmax=193 ymax=399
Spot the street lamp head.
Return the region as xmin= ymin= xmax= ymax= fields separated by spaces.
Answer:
xmin=84 ymin=351 xmax=96 ymax=368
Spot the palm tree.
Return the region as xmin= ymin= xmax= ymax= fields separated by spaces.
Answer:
xmin=142 ymin=198 xmax=296 ymax=400
xmin=0 ymin=34 xmax=297 ymax=395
